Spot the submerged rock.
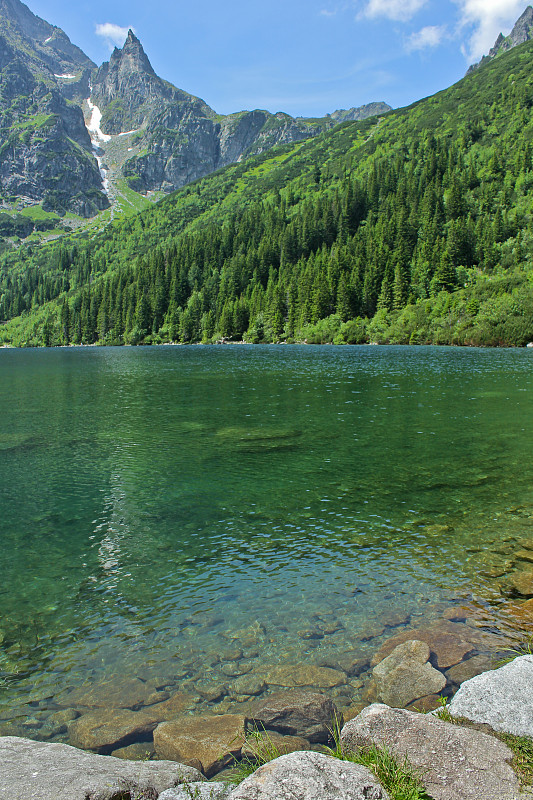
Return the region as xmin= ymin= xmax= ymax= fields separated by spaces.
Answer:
xmin=448 ymin=654 xmax=533 ymax=737
xmin=341 ymin=704 xmax=520 ymax=800
xmin=228 ymin=751 xmax=388 ymax=800
xmin=68 ymin=708 xmax=158 ymax=753
xmin=372 ymin=640 xmax=446 ymax=707
xmin=371 ymin=620 xmax=478 ymax=670
xmin=508 ymin=567 xmax=533 ymax=597
xmin=245 ymin=690 xmax=340 ymax=743
xmin=154 ymin=714 xmax=245 ymax=778
xmin=445 ymin=654 xmax=494 ymax=686
xmin=110 ymin=741 xmax=155 ymax=760
xmin=60 ymin=677 xmax=167 ymax=710
xmin=264 ymin=664 xmax=346 ymax=688
xmin=150 ymin=691 xmax=196 ymax=720
xmin=0 ymin=735 xmax=202 ymax=800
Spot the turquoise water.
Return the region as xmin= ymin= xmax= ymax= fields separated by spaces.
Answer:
xmin=0 ymin=345 xmax=532 ymax=737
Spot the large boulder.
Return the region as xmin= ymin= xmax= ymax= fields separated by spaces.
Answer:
xmin=372 ymin=640 xmax=446 ymax=707
xmin=0 ymin=735 xmax=202 ymax=800
xmin=448 ymin=654 xmax=533 ymax=737
xmin=227 ymin=751 xmax=388 ymax=800
xmin=341 ymin=704 xmax=520 ymax=800
xmin=68 ymin=708 xmax=158 ymax=753
xmin=154 ymin=714 xmax=245 ymax=778
xmin=245 ymin=690 xmax=340 ymax=743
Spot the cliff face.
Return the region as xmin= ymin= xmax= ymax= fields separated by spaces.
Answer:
xmin=0 ymin=2 xmax=392 ymax=219
xmin=90 ymin=32 xmax=391 ymax=196
xmin=89 ymin=32 xmax=319 ymax=194
xmin=0 ymin=0 xmax=107 ymax=216
xmin=468 ymin=6 xmax=533 ymax=73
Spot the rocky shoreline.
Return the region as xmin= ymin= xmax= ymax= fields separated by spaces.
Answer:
xmin=2 ymin=618 xmax=533 ymax=799
xmin=2 ymin=655 xmax=533 ymax=798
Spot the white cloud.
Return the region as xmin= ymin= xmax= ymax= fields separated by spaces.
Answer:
xmin=361 ymin=0 xmax=428 ymax=22
xmin=406 ymin=24 xmax=447 ymax=51
xmin=453 ymin=0 xmax=526 ymax=61
xmin=95 ymin=23 xmax=133 ymax=49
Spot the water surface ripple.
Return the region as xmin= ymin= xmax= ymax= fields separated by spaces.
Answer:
xmin=0 ymin=345 xmax=532 ymax=730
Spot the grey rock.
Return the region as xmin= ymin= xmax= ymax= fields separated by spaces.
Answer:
xmin=0 ymin=1 xmax=391 ymax=222
xmin=228 ymin=751 xmax=388 ymax=800
xmin=0 ymin=735 xmax=203 ymax=800
xmin=372 ymin=639 xmax=446 ymax=707
xmin=448 ymin=654 xmax=533 ymax=737
xmin=0 ymin=1 xmax=107 ymax=217
xmin=341 ymin=703 xmax=521 ymax=800
xmin=89 ymin=33 xmax=389 ymax=202
xmin=159 ymin=783 xmax=232 ymax=800
xmin=245 ymin=690 xmax=340 ymax=743
xmin=327 ymin=102 xmax=391 ymax=123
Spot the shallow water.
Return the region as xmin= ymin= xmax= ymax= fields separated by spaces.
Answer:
xmin=0 ymin=345 xmax=532 ymax=738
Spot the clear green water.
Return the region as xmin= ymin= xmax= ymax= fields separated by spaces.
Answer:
xmin=0 ymin=344 xmax=532 ymax=737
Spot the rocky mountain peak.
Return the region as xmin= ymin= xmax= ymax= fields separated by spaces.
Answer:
xmin=108 ymin=28 xmax=155 ymax=77
xmin=468 ymin=5 xmax=533 ymax=73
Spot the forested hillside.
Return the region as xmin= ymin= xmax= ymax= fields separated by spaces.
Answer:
xmin=2 ymin=38 xmax=533 ymax=348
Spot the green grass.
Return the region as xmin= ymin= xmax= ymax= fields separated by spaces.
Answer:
xmin=325 ymin=715 xmax=431 ymax=800
xmin=497 ymin=734 xmax=533 ymax=788
xmin=495 ymin=638 xmax=533 ymax=667
xmin=433 ymin=693 xmax=533 ymax=790
xmin=232 ymin=726 xmax=286 ymax=782
xmin=19 ymin=205 xmax=60 ymax=221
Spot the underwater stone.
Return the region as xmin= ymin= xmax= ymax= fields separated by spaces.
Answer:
xmin=59 ymin=677 xmax=168 ymax=710
xmin=264 ymin=664 xmax=346 ymax=688
xmin=154 ymin=714 xmax=245 ymax=778
xmin=372 ymin=640 xmax=446 ymax=708
xmin=445 ymin=654 xmax=494 ymax=686
xmin=371 ymin=620 xmax=478 ymax=670
xmin=508 ymin=567 xmax=533 ymax=596
xmin=110 ymin=741 xmax=156 ymax=760
xmin=246 ymin=690 xmax=341 ymax=743
xmin=68 ymin=708 xmax=158 ymax=752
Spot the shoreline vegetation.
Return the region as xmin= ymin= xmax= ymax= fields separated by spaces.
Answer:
xmin=1 ymin=336 xmax=533 ymax=349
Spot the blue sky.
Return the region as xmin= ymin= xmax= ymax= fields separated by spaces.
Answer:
xmin=29 ymin=0 xmax=530 ymax=117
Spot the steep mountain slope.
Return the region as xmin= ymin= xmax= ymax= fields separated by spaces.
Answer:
xmin=0 ymin=1 xmax=391 ymax=226
xmin=468 ymin=5 xmax=533 ymax=73
xmin=2 ymin=36 xmax=533 ymax=348
xmin=0 ymin=0 xmax=93 ymax=76
xmin=0 ymin=0 xmax=107 ymax=220
xmin=88 ymin=31 xmax=391 ymax=196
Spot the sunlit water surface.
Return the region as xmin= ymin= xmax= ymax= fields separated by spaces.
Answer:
xmin=0 ymin=345 xmax=532 ymax=738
